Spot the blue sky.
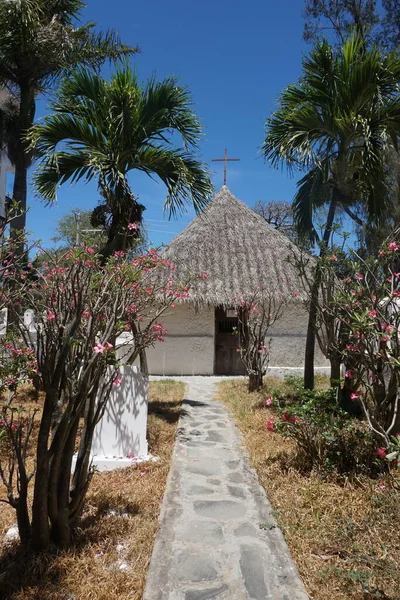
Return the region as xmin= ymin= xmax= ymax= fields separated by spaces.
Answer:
xmin=20 ymin=0 xmax=313 ymax=248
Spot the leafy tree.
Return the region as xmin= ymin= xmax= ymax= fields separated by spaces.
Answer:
xmin=29 ymin=67 xmax=213 ymax=257
xmin=381 ymin=0 xmax=400 ymax=49
xmin=263 ymin=35 xmax=400 ymax=389
xmin=303 ymin=0 xmax=380 ymax=46
xmin=52 ymin=208 xmax=107 ymax=248
xmin=0 ymin=0 xmax=136 ymax=251
xmin=253 ymin=200 xmax=293 ymax=232
xmin=303 ymin=0 xmax=400 ymax=50
xmin=253 ymin=199 xmax=311 ymax=250
xmin=303 ymin=0 xmax=400 ymax=51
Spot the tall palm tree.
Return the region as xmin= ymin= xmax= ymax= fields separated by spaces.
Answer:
xmin=263 ymin=35 xmax=400 ymax=389
xmin=0 ymin=0 xmax=136 ymax=249
xmin=29 ymin=67 xmax=213 ymax=256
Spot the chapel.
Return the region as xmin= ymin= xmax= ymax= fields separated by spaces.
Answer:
xmin=145 ymin=185 xmax=328 ymax=375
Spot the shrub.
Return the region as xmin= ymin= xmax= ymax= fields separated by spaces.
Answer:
xmin=271 ymin=389 xmax=380 ymax=475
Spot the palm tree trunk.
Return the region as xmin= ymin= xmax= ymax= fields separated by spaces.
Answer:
xmin=304 ymin=191 xmax=338 ymax=390
xmin=9 ymin=84 xmax=35 ymax=255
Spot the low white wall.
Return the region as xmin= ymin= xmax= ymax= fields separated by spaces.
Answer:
xmin=91 ymin=365 xmax=148 ymax=470
xmin=268 ymin=302 xmax=329 ymax=367
xmin=146 ymin=303 xmax=215 ymax=375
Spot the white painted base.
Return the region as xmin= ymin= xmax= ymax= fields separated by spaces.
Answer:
xmin=71 ymin=452 xmax=153 ymax=473
xmin=92 ymin=365 xmax=149 ymax=462
xmin=72 ymin=365 xmax=150 ymax=473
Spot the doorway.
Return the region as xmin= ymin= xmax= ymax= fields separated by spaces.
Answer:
xmin=214 ymin=306 xmax=245 ymax=375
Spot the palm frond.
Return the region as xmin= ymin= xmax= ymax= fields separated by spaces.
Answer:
xmin=30 ymin=66 xmax=213 ymax=226
xmin=264 ymin=32 xmax=400 ymax=228
xmin=34 ymin=150 xmax=100 ymax=203
xmin=293 ymin=167 xmax=331 ymax=244
xmin=134 ymin=146 xmax=213 ymax=217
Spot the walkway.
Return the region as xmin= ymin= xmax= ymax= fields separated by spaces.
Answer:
xmin=143 ymin=378 xmax=309 ymax=600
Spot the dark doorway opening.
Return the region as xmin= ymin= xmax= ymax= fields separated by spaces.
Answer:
xmin=214 ymin=306 xmax=245 ymax=375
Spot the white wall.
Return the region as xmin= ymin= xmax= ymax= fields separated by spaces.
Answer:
xmin=91 ymin=366 xmax=149 ymax=470
xmin=268 ymin=301 xmax=329 ymax=367
xmin=146 ymin=303 xmax=215 ymax=375
xmin=146 ymin=301 xmax=328 ymax=374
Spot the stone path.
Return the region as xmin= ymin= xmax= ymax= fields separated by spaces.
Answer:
xmin=143 ymin=378 xmax=309 ymax=600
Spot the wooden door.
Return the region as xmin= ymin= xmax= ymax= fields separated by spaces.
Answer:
xmin=214 ymin=307 xmax=246 ymax=375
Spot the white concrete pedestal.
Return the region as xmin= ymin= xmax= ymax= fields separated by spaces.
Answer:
xmin=90 ymin=365 xmax=149 ymax=471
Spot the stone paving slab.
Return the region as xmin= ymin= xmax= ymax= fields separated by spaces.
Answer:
xmin=143 ymin=378 xmax=309 ymax=600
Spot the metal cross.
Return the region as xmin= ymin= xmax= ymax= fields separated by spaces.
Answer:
xmin=212 ymin=148 xmax=240 ymax=185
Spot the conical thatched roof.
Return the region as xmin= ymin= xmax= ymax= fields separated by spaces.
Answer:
xmin=163 ymin=186 xmax=307 ymax=306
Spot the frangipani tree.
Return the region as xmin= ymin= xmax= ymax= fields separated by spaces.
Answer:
xmin=263 ymin=35 xmax=400 ymax=388
xmin=29 ymin=67 xmax=213 ymax=257
xmin=320 ymin=234 xmax=400 ymax=443
xmin=234 ymin=287 xmax=289 ymax=392
xmin=0 ymin=245 xmax=190 ymax=551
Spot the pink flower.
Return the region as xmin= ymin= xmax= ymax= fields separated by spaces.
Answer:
xmin=376 ymin=447 xmax=387 ymax=459
xmin=378 ymin=249 xmax=385 ymax=256
xmin=292 ymin=291 xmax=298 ymax=297
xmin=104 ymin=342 xmax=113 ymax=350
xmin=128 ymin=222 xmax=139 ymax=231
xmin=113 ymin=377 xmax=123 ymax=387
xmin=93 ymin=343 xmax=105 ymax=354
xmin=345 ymin=370 xmax=353 ymax=379
xmin=331 ymin=254 xmax=338 ymax=262
xmin=388 ymin=242 xmax=399 ymax=251
xmin=265 ymin=397 xmax=273 ymax=407
xmin=350 ymin=391 xmax=361 ymax=400
xmin=282 ymin=412 xmax=297 ymax=424
xmin=201 ymin=272 xmax=209 ymax=279
xmin=355 ymin=273 xmax=364 ymax=281
xmin=368 ymin=309 xmax=377 ymax=318
xmin=346 ymin=344 xmax=359 ymax=352
xmin=46 ymin=310 xmax=56 ymax=320
xmin=266 ymin=418 xmax=275 ymax=432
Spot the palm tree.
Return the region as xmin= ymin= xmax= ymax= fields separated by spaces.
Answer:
xmin=29 ymin=67 xmax=213 ymax=256
xmin=263 ymin=35 xmax=400 ymax=389
xmin=0 ymin=0 xmax=136 ymax=250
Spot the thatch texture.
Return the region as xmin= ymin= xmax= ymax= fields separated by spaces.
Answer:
xmin=163 ymin=186 xmax=307 ymax=306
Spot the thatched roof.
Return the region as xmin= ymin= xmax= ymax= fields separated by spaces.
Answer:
xmin=163 ymin=186 xmax=307 ymax=306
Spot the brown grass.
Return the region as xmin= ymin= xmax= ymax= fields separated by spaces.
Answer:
xmin=217 ymin=378 xmax=400 ymax=600
xmin=0 ymin=379 xmax=185 ymax=600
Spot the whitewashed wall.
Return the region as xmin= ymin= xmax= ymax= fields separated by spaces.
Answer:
xmin=146 ymin=303 xmax=215 ymax=375
xmin=146 ymin=301 xmax=328 ymax=374
xmin=91 ymin=365 xmax=149 ymax=471
xmin=269 ymin=301 xmax=329 ymax=367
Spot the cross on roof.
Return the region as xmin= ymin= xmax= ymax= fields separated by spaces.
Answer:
xmin=212 ymin=148 xmax=240 ymax=186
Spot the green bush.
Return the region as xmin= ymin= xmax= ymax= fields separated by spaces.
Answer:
xmin=273 ymin=389 xmax=380 ymax=475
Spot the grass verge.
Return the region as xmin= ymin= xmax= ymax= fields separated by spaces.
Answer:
xmin=0 ymin=379 xmax=185 ymax=600
xmin=217 ymin=377 xmax=400 ymax=600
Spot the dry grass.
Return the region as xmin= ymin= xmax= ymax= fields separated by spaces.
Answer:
xmin=217 ymin=378 xmax=400 ymax=600
xmin=0 ymin=379 xmax=185 ymax=600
